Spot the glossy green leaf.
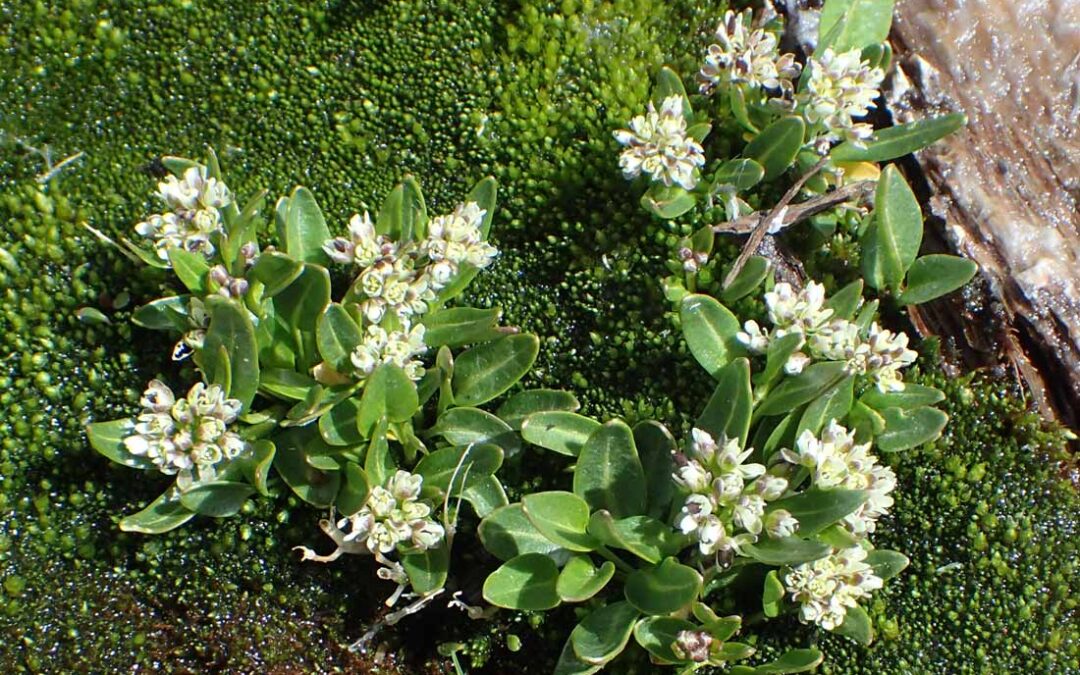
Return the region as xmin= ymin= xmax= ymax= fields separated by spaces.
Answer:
xmin=334 ymin=462 xmax=370 ymax=516
xmin=317 ymin=397 xmax=364 ymax=446
xmin=573 ymin=420 xmax=646 ymax=519
xmin=483 ymin=553 xmax=561 ymax=610
xmin=553 ymin=639 xmax=602 ymax=675
xmin=818 ymin=0 xmax=894 ymax=52
xmin=767 ymin=488 xmax=867 ymax=535
xmin=862 ymin=165 xmax=923 ymax=291
xmin=556 ymin=555 xmax=615 ymax=603
xmin=479 ymin=503 xmax=567 ymax=562
xmin=242 ymin=439 xmax=276 ymax=496
xmin=179 ymin=480 xmax=255 ymax=517
xmin=248 ymin=251 xmax=303 ymax=297
xmin=521 ymin=411 xmax=601 ymax=457
xmin=634 ymin=420 xmax=677 ymax=520
xmin=796 ymin=375 xmax=854 ymax=437
xmin=282 ymin=186 xmax=331 ymax=265
xmin=693 ymin=603 xmax=742 ymax=641
xmin=743 ymin=537 xmax=831 ymax=565
xmin=467 ymin=176 xmax=498 ymax=239
xmin=860 ymin=383 xmax=944 ymax=410
xmin=87 ymin=418 xmax=155 ymax=470
xmin=401 ymin=541 xmax=449 ymax=595
xmin=364 ymin=418 xmax=392 ymax=487
xmin=633 ymin=616 xmax=698 ymax=663
xmin=497 ymin=389 xmax=580 ymax=430
xmin=752 ymin=648 xmax=825 ymax=674
xmin=899 ymin=254 xmax=978 ymax=305
xmin=832 ymin=113 xmax=965 ymax=162
xmin=131 ymin=295 xmax=191 ymax=331
xmin=571 ymin=601 xmax=639 ymax=666
xmin=680 ymin=294 xmax=742 ymax=378
xmin=744 ymin=116 xmax=805 ymax=180
xmin=357 ymin=364 xmax=418 ymax=436
xmin=642 ymin=184 xmax=697 ymax=220
xmin=824 ymin=279 xmax=864 ymax=319
xmin=273 ymin=263 xmax=331 ymax=368
xmin=521 ymin=491 xmax=597 ymax=552
xmin=716 ymin=642 xmax=756 ymax=662
xmin=587 ymin=512 xmax=683 ymax=564
xmin=697 ymin=358 xmax=753 ymax=446
xmin=713 ymin=158 xmax=765 ymax=191
xmin=317 ymin=303 xmax=363 ymax=372
xmin=653 ymin=66 xmax=691 ymax=116
xmin=461 ymin=475 xmax=509 ymax=518
xmin=833 ymin=605 xmax=874 ymax=645
xmin=259 ymin=370 xmax=314 ymax=403
xmin=624 ymin=558 xmax=702 ymax=615
xmin=273 ymin=427 xmax=341 ymax=507
xmin=721 ymin=256 xmax=770 ymax=303
xmin=431 ymin=407 xmax=518 ymax=454
xmin=119 ymin=488 xmax=195 ymax=534
xmin=756 ymin=361 xmax=848 ymax=417
xmin=762 ymin=570 xmax=785 ymax=617
xmin=756 ymin=332 xmax=805 ymax=387
xmin=421 ymin=307 xmax=503 ymax=347
xmin=452 ymin=334 xmax=539 ymax=407
xmin=877 ymin=406 xmax=948 ymax=451
xmin=202 ymin=297 xmax=260 ymax=412
xmin=167 ymin=248 xmax=210 ymax=294
xmin=865 ymin=549 xmax=910 ymax=580
xmin=414 ymin=443 xmax=503 ymax=500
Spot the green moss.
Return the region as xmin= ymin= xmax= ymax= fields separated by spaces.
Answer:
xmin=1 ymin=0 xmax=1076 ymax=672
xmin=750 ymin=373 xmax=1079 ymax=674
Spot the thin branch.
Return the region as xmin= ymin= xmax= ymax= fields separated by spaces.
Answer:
xmin=721 ymin=158 xmax=839 ymax=288
xmin=712 ymin=180 xmax=874 ymax=236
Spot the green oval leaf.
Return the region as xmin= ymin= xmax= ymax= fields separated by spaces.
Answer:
xmin=756 ymin=361 xmax=848 ymax=417
xmin=556 ymin=555 xmax=615 ymax=603
xmin=680 ymin=294 xmax=742 ymax=378
xmin=467 ymin=176 xmax=498 ymax=238
xmin=179 ymin=480 xmax=256 ymax=518
xmin=336 ymin=462 xmax=370 ymax=516
xmin=762 ymin=569 xmax=785 ymax=617
xmin=414 ymin=443 xmax=503 ymax=500
xmin=743 ymin=537 xmax=831 ymax=565
xmin=357 ymin=364 xmax=419 ymax=436
xmin=876 ymin=406 xmax=948 ymax=451
xmin=401 ymin=540 xmax=449 ymax=596
xmin=633 ymin=616 xmax=698 ymax=664
xmin=318 ymin=397 xmax=364 ymax=447
xmin=248 ymin=251 xmax=303 ymax=297
xmin=522 ymin=491 xmax=597 ymax=552
xmin=862 ymin=165 xmax=923 ymax=292
xmin=899 ymin=254 xmax=978 ymax=305
xmin=573 ymin=420 xmax=645 ymax=519
xmin=587 ymin=512 xmax=683 ymax=564
xmin=201 ymin=297 xmax=260 ymax=413
xmin=712 ymin=158 xmax=765 ymax=191
xmin=497 ymin=389 xmax=580 ymax=430
xmin=119 ymin=488 xmax=195 ymax=534
xmin=431 ymin=407 xmax=518 ymax=455
xmin=831 ymin=114 xmax=965 ymax=162
xmin=833 ymin=604 xmax=874 ymax=645
xmin=482 ymin=553 xmax=561 ymax=610
xmin=479 ymin=503 xmax=567 ymax=562
xmin=87 ymin=418 xmax=155 ymax=470
xmin=744 ymin=116 xmax=805 ymax=180
xmin=272 ymin=427 xmax=341 ymax=507
xmin=752 ymin=648 xmax=825 ymax=674
xmin=167 ymin=247 xmax=210 ymax=294
xmin=452 ymin=334 xmax=539 ymax=407
xmin=282 ymin=186 xmax=331 ymax=265
xmin=697 ymin=358 xmax=753 ymax=446
xmin=721 ymin=256 xmax=770 ymax=303
xmin=865 ymin=549 xmax=910 ymax=580
xmin=767 ymin=488 xmax=868 ymax=535
xmin=860 ymin=383 xmax=944 ymax=410
xmin=634 ymin=421 xmax=677 ymax=520
xmin=316 ymin=303 xmax=363 ymax=372
xmin=624 ymin=558 xmax=702 ymax=615
xmin=642 ymin=184 xmax=697 ymax=220
xmin=521 ymin=411 xmax=601 ymax=457
xmin=571 ymin=601 xmax=640 ymax=665
xmin=421 ymin=307 xmax=503 ymax=348
xmin=818 ymin=0 xmax=894 ymax=52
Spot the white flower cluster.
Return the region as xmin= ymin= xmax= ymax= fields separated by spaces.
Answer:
xmin=784 ymin=546 xmax=883 ymax=630
xmin=614 ymin=96 xmax=706 ymax=191
xmin=323 ymin=204 xmax=497 ymax=326
xmin=350 ymin=324 xmax=428 ymax=382
xmin=674 ymin=428 xmax=799 ymax=558
xmin=699 ymin=10 xmax=801 ymax=98
xmin=798 ymin=48 xmax=885 ymax=146
xmin=737 ymin=282 xmax=918 ymax=392
xmin=335 ymin=470 xmax=445 ymax=554
xmin=123 ymin=380 xmax=247 ymax=486
xmin=135 ymin=166 xmax=233 ymax=261
xmin=781 ymin=421 xmax=897 ymax=537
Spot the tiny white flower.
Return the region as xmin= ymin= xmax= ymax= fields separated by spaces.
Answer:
xmin=798 ymin=48 xmax=885 ymax=146
xmin=736 ymin=319 xmax=770 ymax=353
xmin=699 ymin=9 xmax=801 ymax=97
xmin=765 ymin=509 xmax=799 ymax=538
xmin=614 ymin=95 xmax=705 ymax=190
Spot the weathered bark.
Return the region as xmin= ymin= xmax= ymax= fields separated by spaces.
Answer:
xmin=885 ymin=0 xmax=1080 ymax=427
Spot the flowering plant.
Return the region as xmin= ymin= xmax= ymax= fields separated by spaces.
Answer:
xmin=477 ymin=268 xmax=940 ymax=670
xmin=86 ymin=149 xmax=552 ymax=604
